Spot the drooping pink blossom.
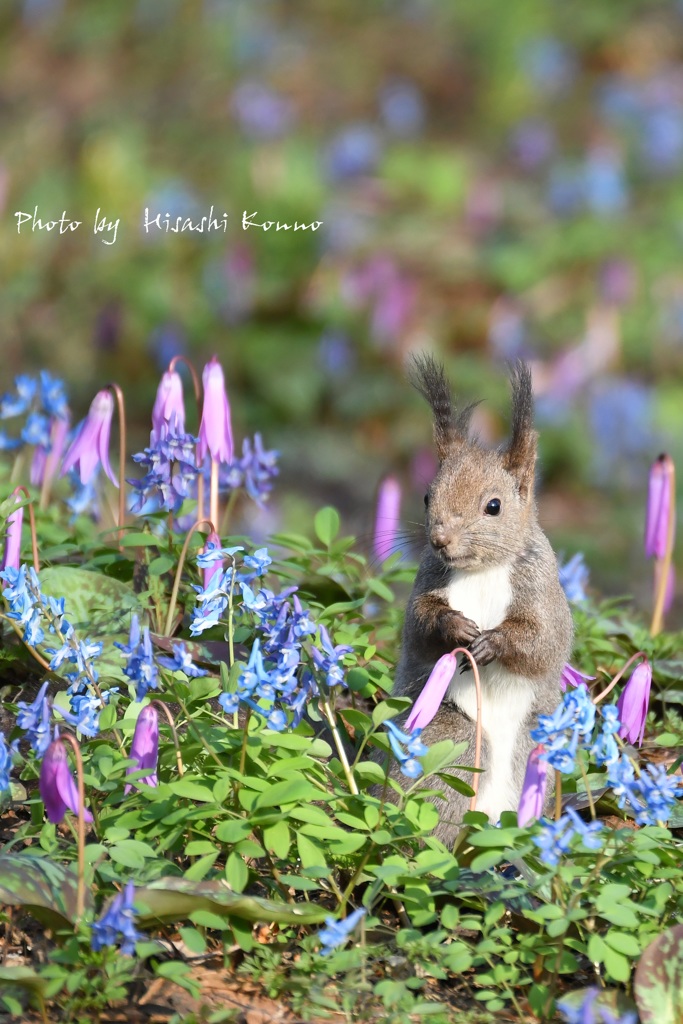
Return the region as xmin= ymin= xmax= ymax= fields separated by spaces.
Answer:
xmin=39 ymin=736 xmax=93 ymax=824
xmin=517 ymin=744 xmax=548 ymax=827
xmin=617 ymin=660 xmax=652 ymax=748
xmin=405 ymin=651 xmax=458 ymax=731
xmin=197 ymin=357 xmax=233 ymax=465
xmin=31 ymin=415 xmax=70 ymax=488
xmin=125 ymin=706 xmax=159 ymax=795
xmin=151 ymin=370 xmax=185 ymax=443
xmin=61 ymin=390 xmax=117 ymax=486
xmin=645 ymin=454 xmax=674 ymax=559
xmin=560 ymin=664 xmax=595 ymax=692
xmin=373 ymin=476 xmax=402 ymax=563
xmin=1 ymin=497 xmax=23 ymax=572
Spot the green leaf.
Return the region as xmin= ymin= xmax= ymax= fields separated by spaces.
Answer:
xmin=603 ymin=947 xmax=631 ymax=983
xmin=605 ymin=931 xmax=641 ymax=957
xmin=226 ymin=852 xmax=249 ymax=893
xmin=134 ymin=878 xmax=329 ymax=926
xmin=635 ymin=924 xmax=683 ymax=1024
xmin=0 ymin=966 xmax=48 ymax=1018
xmin=468 ymin=827 xmax=520 ymax=848
xmin=297 ymin=834 xmax=327 ymax=870
xmin=262 ymin=822 xmax=291 ymax=859
xmin=0 ymin=853 xmax=92 ymax=928
xmin=178 ymin=926 xmax=207 ymax=955
xmin=252 ymin=778 xmax=322 ymax=810
xmin=314 ymin=506 xmax=340 ymax=546
xmin=185 ymin=852 xmax=219 ymax=881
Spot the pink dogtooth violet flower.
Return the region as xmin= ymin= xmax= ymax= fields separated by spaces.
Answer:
xmin=617 ymin=659 xmax=652 ymax=748
xmin=1 ymin=496 xmax=23 ymax=572
xmin=39 ymin=735 xmax=93 ymax=824
xmin=517 ymin=744 xmax=548 ymax=827
xmin=197 ymin=356 xmax=233 ymax=465
xmin=151 ymin=370 xmax=185 ymax=443
xmin=61 ymin=389 xmax=117 ymax=486
xmin=405 ymin=651 xmax=458 ymax=731
xmin=373 ymin=476 xmax=402 ymax=562
xmin=31 ymin=415 xmax=70 ymax=488
xmin=560 ymin=664 xmax=595 ymax=692
xmin=645 ymin=453 xmax=674 ymax=559
xmin=125 ymin=705 xmax=159 ymax=795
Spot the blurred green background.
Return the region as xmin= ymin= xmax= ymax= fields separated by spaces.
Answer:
xmin=2 ymin=0 xmax=683 ymax=616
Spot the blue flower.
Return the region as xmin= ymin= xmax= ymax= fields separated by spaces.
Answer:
xmin=531 ymin=686 xmax=596 ymax=774
xmin=558 ymin=986 xmax=637 ymax=1024
xmin=532 ymin=817 xmax=574 ymax=867
xmin=565 ymin=808 xmax=604 ymax=850
xmin=91 ymin=881 xmax=144 ymax=956
xmin=559 ymin=553 xmax=589 ymax=603
xmin=16 ymin=680 xmax=52 ymax=757
xmin=157 ymin=642 xmax=208 ymax=678
xmin=620 ymin=763 xmax=683 ymax=826
xmin=311 ymin=625 xmax=353 ymax=689
xmin=115 ymin=616 xmax=159 ymax=701
xmin=0 ymin=732 xmax=18 ymax=792
xmin=318 ymin=907 xmax=366 ymax=954
xmin=39 ymin=371 xmax=69 ymax=419
xmin=190 ymin=571 xmax=230 ymax=635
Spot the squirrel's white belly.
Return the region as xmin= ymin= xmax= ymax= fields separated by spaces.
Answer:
xmin=445 ymin=564 xmax=534 ymax=823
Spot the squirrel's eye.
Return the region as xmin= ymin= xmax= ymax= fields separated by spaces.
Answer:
xmin=485 ymin=498 xmax=501 ymax=516
xmin=424 ymin=493 xmax=429 ymax=508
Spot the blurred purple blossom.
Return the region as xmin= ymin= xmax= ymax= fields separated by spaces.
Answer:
xmin=583 ymin=145 xmax=628 ymax=216
xmin=324 ymin=124 xmax=382 ymax=182
xmin=599 ymin=259 xmax=637 ymax=306
xmin=373 ymin=476 xmax=402 ymax=562
xmin=379 ymin=79 xmax=425 ymax=137
xmin=511 ymin=119 xmax=555 ymax=170
xmin=231 ymin=81 xmax=294 ymax=139
xmin=318 ymin=331 xmax=356 ymax=377
xmin=522 ymin=37 xmax=576 ymax=96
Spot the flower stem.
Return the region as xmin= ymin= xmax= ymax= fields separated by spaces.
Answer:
xmin=651 ymin=456 xmax=676 ymax=636
xmin=151 ymin=699 xmax=185 ymax=777
xmin=321 ymin=696 xmax=359 ymax=796
xmin=60 ymin=732 xmax=87 ymax=922
xmin=169 ymin=355 xmax=205 ymax=525
xmin=452 ymin=646 xmax=483 ymax=811
xmin=164 ymin=518 xmax=215 ymax=636
xmin=592 ymin=650 xmax=647 ymax=704
xmin=577 ymin=756 xmax=597 ymax=820
xmin=554 ymin=769 xmax=562 ymax=821
xmin=12 ymin=486 xmax=39 ymax=573
xmin=107 ymin=382 xmax=127 ymax=541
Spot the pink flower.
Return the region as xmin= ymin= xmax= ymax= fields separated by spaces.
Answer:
xmin=405 ymin=651 xmax=458 ymax=731
xmin=373 ymin=476 xmax=402 ymax=562
xmin=39 ymin=737 xmax=93 ymax=824
xmin=617 ymin=660 xmax=652 ymax=747
xmin=61 ymin=390 xmax=116 ymax=486
xmin=125 ymin=706 xmax=159 ymax=795
xmin=31 ymin=416 xmax=70 ymax=488
xmin=1 ymin=497 xmax=23 ymax=572
xmin=151 ymin=370 xmax=185 ymax=443
xmin=517 ymin=744 xmax=548 ymax=827
xmin=560 ymin=664 xmax=595 ymax=692
xmin=645 ymin=454 xmax=674 ymax=559
xmin=197 ymin=356 xmax=233 ymax=465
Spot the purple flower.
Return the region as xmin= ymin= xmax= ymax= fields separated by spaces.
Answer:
xmin=373 ymin=476 xmax=402 ymax=563
xmin=31 ymin=414 xmax=70 ymax=489
xmin=16 ymin=680 xmax=52 ymax=757
xmin=61 ymin=389 xmax=117 ymax=486
xmin=125 ymin=705 xmax=159 ymax=794
xmin=405 ymin=652 xmax=458 ymax=731
xmin=1 ymin=497 xmax=23 ymax=572
xmin=645 ymin=453 xmax=674 ymax=558
xmin=91 ymin=881 xmax=143 ymax=956
xmin=558 ymin=986 xmax=637 ymax=1024
xmin=617 ymin=660 xmax=652 ymax=747
xmin=151 ymin=370 xmax=185 ymax=443
xmin=560 ymin=664 xmax=595 ymax=692
xmin=318 ymin=907 xmax=366 ymax=954
xmin=198 ymin=356 xmax=233 ymax=465
xmin=559 ymin=553 xmax=589 ymax=603
xmin=518 ymin=744 xmax=548 ymax=826
xmin=39 ymin=736 xmax=93 ymax=824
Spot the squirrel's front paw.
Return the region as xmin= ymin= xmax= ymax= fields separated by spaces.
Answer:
xmin=440 ymin=609 xmax=480 ymax=645
xmin=461 ymin=629 xmax=500 ymax=671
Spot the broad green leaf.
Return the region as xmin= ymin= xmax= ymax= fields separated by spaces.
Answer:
xmin=314 ymin=506 xmax=340 ymax=546
xmin=226 ymin=851 xmax=249 ymax=893
xmin=635 ymin=924 xmax=683 ymax=1024
xmin=252 ymin=778 xmax=322 ymax=810
xmin=0 ymin=966 xmax=48 ymax=1018
xmin=134 ymin=878 xmax=329 ymax=926
xmin=468 ymin=827 xmax=521 ymax=849
xmin=0 ymin=853 xmax=92 ymax=927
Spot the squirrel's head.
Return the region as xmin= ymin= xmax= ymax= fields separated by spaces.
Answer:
xmin=410 ymin=356 xmax=538 ymax=571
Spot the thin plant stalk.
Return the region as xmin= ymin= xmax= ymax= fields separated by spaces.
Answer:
xmin=151 ymin=700 xmax=185 ymax=777
xmin=107 ymin=383 xmax=127 ymax=539
xmin=452 ymin=646 xmax=483 ymax=811
xmin=169 ymin=355 xmax=205 ymax=524
xmin=321 ymin=696 xmax=359 ymax=796
xmin=60 ymin=733 xmax=87 ymax=922
xmin=220 ymin=488 xmax=239 ymax=535
xmin=577 ymin=756 xmax=597 ymax=820
xmin=651 ymin=457 xmax=676 ymax=636
xmin=592 ymin=650 xmax=647 ymax=704
xmin=12 ymin=486 xmax=39 ymax=572
xmin=554 ymin=769 xmax=562 ymax=821
xmin=164 ymin=518 xmax=215 ymax=635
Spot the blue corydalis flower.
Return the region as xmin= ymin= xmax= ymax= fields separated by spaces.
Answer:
xmin=91 ymin=881 xmax=144 ymax=956
xmin=318 ymin=907 xmax=366 ymax=955
xmin=559 ymin=553 xmax=589 ymax=603
xmin=0 ymin=731 xmax=18 ymax=793
xmin=16 ymin=680 xmax=52 ymax=757
xmin=384 ymin=720 xmax=428 ymax=779
xmin=311 ymin=625 xmax=352 ymax=689
xmin=115 ymin=615 xmax=159 ymax=701
xmin=157 ymin=642 xmax=207 ymax=678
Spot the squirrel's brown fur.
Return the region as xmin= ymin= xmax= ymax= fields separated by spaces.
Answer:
xmin=392 ymin=357 xmax=573 ymax=844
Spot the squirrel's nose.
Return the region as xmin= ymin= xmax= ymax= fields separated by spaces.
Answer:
xmin=430 ymin=526 xmax=450 ymax=550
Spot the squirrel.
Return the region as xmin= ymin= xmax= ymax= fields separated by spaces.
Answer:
xmin=392 ymin=356 xmax=573 ymax=842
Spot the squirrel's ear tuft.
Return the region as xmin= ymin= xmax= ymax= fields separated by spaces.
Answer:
xmin=503 ymin=361 xmax=537 ymax=500
xmin=408 ymin=354 xmax=478 ymax=460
